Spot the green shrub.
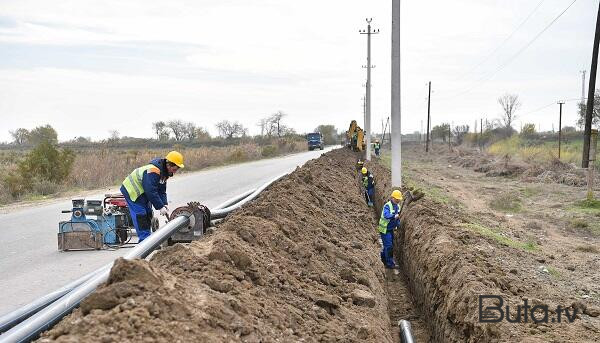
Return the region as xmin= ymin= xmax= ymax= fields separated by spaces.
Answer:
xmin=261 ymin=145 xmax=278 ymax=157
xmin=2 ymin=142 xmax=75 ymax=198
xmin=3 ymin=172 xmax=29 ymax=198
xmin=18 ymin=141 xmax=75 ymax=183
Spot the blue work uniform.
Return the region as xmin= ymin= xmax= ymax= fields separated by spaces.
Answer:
xmin=378 ymin=200 xmax=401 ymax=268
xmin=362 ymin=172 xmax=375 ymax=206
xmin=120 ymin=158 xmax=170 ymax=241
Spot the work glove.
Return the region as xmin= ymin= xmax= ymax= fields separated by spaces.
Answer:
xmin=159 ymin=206 xmax=169 ymax=217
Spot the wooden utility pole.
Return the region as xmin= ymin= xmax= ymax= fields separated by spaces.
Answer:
xmin=583 ymin=2 xmax=600 ymax=168
xmin=480 ymin=118 xmax=483 ymax=150
xmin=448 ymin=124 xmax=452 ymax=151
xmin=558 ymin=101 xmax=565 ymax=159
xmin=426 ymin=81 xmax=431 ymax=152
xmin=588 ymin=130 xmax=598 ymax=200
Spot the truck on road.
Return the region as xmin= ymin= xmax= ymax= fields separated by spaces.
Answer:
xmin=306 ymin=132 xmax=324 ymax=151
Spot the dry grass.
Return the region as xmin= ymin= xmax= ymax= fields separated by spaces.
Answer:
xmin=487 ymin=135 xmax=583 ymax=165
xmin=0 ymin=140 xmax=305 ymax=205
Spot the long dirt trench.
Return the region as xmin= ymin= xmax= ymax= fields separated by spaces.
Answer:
xmin=38 ymin=148 xmax=433 ymax=342
xmin=38 ymin=147 xmax=600 ymax=342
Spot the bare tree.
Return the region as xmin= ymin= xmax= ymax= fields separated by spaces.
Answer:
xmin=183 ymin=122 xmax=197 ymax=141
xmin=167 ymin=120 xmax=186 ymax=141
xmin=267 ymin=111 xmax=289 ymax=137
xmin=109 ymin=130 xmax=120 ymax=140
xmin=195 ymin=127 xmax=212 ymax=142
xmin=498 ymin=93 xmax=521 ymax=128
xmin=452 ymin=125 xmax=469 ymax=145
xmin=216 ymin=120 xmax=247 ymax=139
xmin=9 ymin=128 xmax=29 ymax=145
xmin=257 ymin=118 xmax=268 ymax=136
xmin=152 ymin=121 xmax=169 ymax=140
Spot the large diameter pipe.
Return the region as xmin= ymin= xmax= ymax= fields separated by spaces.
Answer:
xmin=398 ymin=320 xmax=414 ymax=343
xmin=0 ymin=264 xmax=111 ymax=334
xmin=0 ymin=216 xmax=189 ymax=343
xmin=0 ymin=189 xmax=256 ymax=333
xmin=210 ymin=174 xmax=286 ymax=219
xmin=212 ymin=189 xmax=255 ymax=210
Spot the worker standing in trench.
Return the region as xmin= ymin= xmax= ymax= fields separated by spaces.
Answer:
xmin=120 ymin=151 xmax=184 ymax=242
xmin=378 ymin=190 xmax=403 ymax=269
xmin=361 ymin=167 xmax=375 ymax=207
xmin=373 ymin=139 xmax=381 ymax=157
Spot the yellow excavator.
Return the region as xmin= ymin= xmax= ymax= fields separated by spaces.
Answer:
xmin=346 ymin=120 xmax=366 ymax=151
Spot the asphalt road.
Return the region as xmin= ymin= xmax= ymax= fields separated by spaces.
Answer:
xmin=0 ymin=147 xmax=334 ymax=314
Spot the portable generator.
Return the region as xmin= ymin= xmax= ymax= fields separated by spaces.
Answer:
xmin=57 ymin=194 xmax=134 ymax=251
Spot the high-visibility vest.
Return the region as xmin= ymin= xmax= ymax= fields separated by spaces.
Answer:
xmin=374 ymin=143 xmax=380 ymax=149
xmin=378 ymin=201 xmax=396 ymax=234
xmin=363 ymin=174 xmax=374 ymax=189
xmin=122 ymin=164 xmax=159 ymax=202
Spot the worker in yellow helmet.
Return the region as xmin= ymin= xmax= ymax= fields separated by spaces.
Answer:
xmin=373 ymin=139 xmax=381 ymax=157
xmin=377 ymin=190 xmax=403 ymax=269
xmin=120 ymin=151 xmax=184 ymax=241
xmin=361 ymin=167 xmax=375 ymax=207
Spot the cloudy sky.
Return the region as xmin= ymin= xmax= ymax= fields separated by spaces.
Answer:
xmin=0 ymin=0 xmax=596 ymax=142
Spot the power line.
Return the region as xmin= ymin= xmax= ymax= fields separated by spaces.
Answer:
xmin=520 ymin=97 xmax=583 ymax=118
xmin=445 ymin=0 xmax=579 ymax=99
xmin=452 ymin=0 xmax=546 ymax=83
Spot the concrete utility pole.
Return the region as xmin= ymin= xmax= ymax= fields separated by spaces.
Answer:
xmin=583 ymin=2 xmax=600 ymax=168
xmin=362 ymin=95 xmax=366 ymax=129
xmin=391 ymin=0 xmax=401 ymax=187
xmin=558 ymin=101 xmax=565 ymax=159
xmin=360 ymin=18 xmax=379 ymax=161
xmin=426 ymin=81 xmax=431 ymax=152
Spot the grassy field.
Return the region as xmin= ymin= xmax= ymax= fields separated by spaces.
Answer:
xmin=487 ymin=135 xmax=592 ymax=166
xmin=0 ymin=140 xmax=306 ymax=205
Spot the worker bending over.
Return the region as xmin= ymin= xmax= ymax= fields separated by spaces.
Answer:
xmin=361 ymin=167 xmax=375 ymax=207
xmin=374 ymin=140 xmax=381 ymax=156
xmin=378 ymin=190 xmax=403 ymax=269
xmin=120 ymin=151 xmax=184 ymax=242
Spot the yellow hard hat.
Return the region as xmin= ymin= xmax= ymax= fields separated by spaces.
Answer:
xmin=361 ymin=167 xmax=368 ymax=174
xmin=391 ymin=190 xmax=403 ymax=200
xmin=166 ymin=151 xmax=184 ymax=168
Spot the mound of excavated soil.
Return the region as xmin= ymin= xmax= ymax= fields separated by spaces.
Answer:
xmin=449 ymin=149 xmax=590 ymax=187
xmin=365 ymin=157 xmax=600 ymax=342
xmin=39 ymin=149 xmax=399 ymax=342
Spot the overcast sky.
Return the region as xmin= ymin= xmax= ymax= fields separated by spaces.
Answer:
xmin=0 ymin=0 xmax=597 ymax=142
